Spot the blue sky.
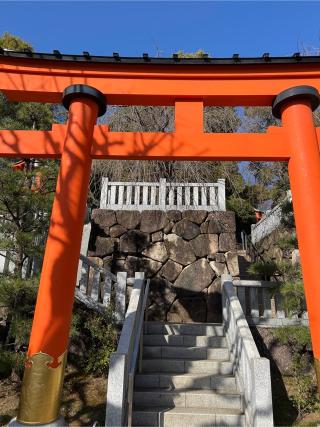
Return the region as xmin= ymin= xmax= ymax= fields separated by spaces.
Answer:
xmin=0 ymin=1 xmax=320 ymax=57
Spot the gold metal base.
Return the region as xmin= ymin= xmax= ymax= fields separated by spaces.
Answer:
xmin=315 ymin=357 xmax=320 ymax=396
xmin=17 ymin=352 xmax=67 ymax=425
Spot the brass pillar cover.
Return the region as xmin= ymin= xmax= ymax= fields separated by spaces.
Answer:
xmin=17 ymin=352 xmax=67 ymax=425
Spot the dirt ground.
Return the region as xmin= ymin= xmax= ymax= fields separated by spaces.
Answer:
xmin=0 ymin=366 xmax=107 ymax=426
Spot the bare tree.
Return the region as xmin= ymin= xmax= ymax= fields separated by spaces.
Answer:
xmin=89 ymin=105 xmax=242 ymax=206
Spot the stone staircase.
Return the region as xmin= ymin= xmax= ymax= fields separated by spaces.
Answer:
xmin=132 ymin=322 xmax=245 ymax=427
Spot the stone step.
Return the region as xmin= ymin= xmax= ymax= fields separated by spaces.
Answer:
xmin=143 ymin=334 xmax=227 ymax=348
xmin=141 ymin=359 xmax=233 ymax=374
xmin=133 ymin=406 xmax=245 ymax=427
xmin=144 ymin=322 xmax=224 ymax=336
xmin=133 ymin=388 xmax=243 ymax=411
xmin=143 ymin=346 xmax=229 ymax=360
xmin=134 ymin=373 xmax=238 ymax=392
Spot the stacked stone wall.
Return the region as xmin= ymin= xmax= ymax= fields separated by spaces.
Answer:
xmin=253 ymin=227 xmax=300 ymax=266
xmin=88 ymin=209 xmax=239 ymax=322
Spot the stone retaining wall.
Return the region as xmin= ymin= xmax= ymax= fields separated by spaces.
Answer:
xmin=88 ymin=209 xmax=239 ymax=322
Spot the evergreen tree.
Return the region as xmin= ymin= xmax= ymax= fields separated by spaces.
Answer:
xmin=0 ymin=33 xmax=57 ymax=277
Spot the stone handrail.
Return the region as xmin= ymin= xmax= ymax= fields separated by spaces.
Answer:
xmin=233 ymin=279 xmax=308 ymax=327
xmin=105 ymin=272 xmax=149 ymax=427
xmin=251 ymin=191 xmax=292 ymax=245
xmin=100 ymin=177 xmax=226 ymax=211
xmin=76 ymin=254 xmax=127 ymax=323
xmin=222 ymin=274 xmax=274 ymax=427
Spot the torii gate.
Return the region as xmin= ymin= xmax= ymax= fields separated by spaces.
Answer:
xmin=1 ymin=51 xmax=320 ymax=425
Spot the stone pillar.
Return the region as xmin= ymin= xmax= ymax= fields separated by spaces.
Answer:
xmin=15 ymin=85 xmax=106 ymax=425
xmin=272 ymin=85 xmax=320 ymax=393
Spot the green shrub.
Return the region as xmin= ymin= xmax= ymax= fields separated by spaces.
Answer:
xmin=0 ymin=274 xmax=117 ymax=379
xmin=279 ymin=281 xmax=306 ymax=317
xmin=0 ymin=275 xmax=38 ymax=379
xmin=71 ymin=306 xmax=117 ymax=375
xmin=289 ymin=354 xmax=319 ymax=419
xmin=247 ymin=260 xmax=278 ymax=280
xmin=276 ymin=260 xmax=301 ymax=282
xmin=0 ymin=350 xmax=25 ymax=379
xmin=274 ymin=326 xmax=311 ymax=351
xmin=277 ymin=233 xmax=298 ymax=251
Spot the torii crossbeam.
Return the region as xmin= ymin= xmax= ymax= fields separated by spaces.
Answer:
xmin=1 ymin=51 xmax=320 ymax=425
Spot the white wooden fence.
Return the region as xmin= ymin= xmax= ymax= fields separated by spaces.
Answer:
xmin=100 ymin=178 xmax=226 ymax=211
xmin=251 ymin=191 xmax=292 ymax=245
xmin=234 ymin=279 xmax=308 ymax=327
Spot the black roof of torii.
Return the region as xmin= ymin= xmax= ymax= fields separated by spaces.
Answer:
xmin=1 ymin=49 xmax=320 ymax=66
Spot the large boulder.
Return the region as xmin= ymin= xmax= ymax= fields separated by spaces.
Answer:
xmin=207 ymin=218 xmax=222 ymax=234
xmin=164 ymin=222 xmax=174 ymax=234
xmin=151 ymin=231 xmax=164 ymax=243
xmin=116 ymin=210 xmax=141 ymax=229
xmin=174 ymin=259 xmax=214 ymax=292
xmin=103 ymin=255 xmax=113 ymax=271
xmin=207 ymin=211 xmax=236 ymax=233
xmin=140 ymin=210 xmax=168 ymax=233
xmin=90 ymin=237 xmax=116 ymax=257
xmin=167 ymin=297 xmax=207 ymax=323
xmin=190 ymin=234 xmax=219 ymax=258
xmin=164 ymin=234 xmax=196 ymax=266
xmin=124 ymin=256 xmax=162 ymax=278
xmin=92 ymin=209 xmax=117 ymax=228
xmin=207 ymin=278 xmax=222 ymax=323
xmin=200 ymin=221 xmax=209 ymax=234
xmin=160 ymin=259 xmax=183 ymax=282
xmin=209 ymin=261 xmax=228 ymax=276
xmin=225 ymin=251 xmax=240 ymax=276
xmin=173 ymin=219 xmax=200 ymax=241
xmin=148 ymin=277 xmax=177 ymax=307
xmin=109 ymin=224 xmax=126 ymax=238
xmin=146 ymin=303 xmax=167 ymax=322
xmin=142 ymin=242 xmax=168 ymax=263
xmin=219 ymin=233 xmax=237 ymax=251
xmin=215 ymin=253 xmax=226 ymax=263
xmin=167 ymin=210 xmax=182 ymax=222
xmin=119 ymin=230 xmax=150 ymax=253
xmin=182 ymin=210 xmax=207 ymax=224
xmin=112 ymin=258 xmax=126 ymax=273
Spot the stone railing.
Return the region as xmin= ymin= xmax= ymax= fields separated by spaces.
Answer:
xmin=100 ymin=178 xmax=226 ymax=211
xmin=222 ymin=274 xmax=274 ymax=427
xmin=76 ymin=254 xmax=139 ymax=324
xmin=105 ymin=273 xmax=149 ymax=427
xmin=251 ymin=191 xmax=292 ymax=245
xmin=234 ymin=279 xmax=308 ymax=327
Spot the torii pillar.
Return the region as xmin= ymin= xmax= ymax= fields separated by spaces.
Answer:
xmin=272 ymin=86 xmax=320 ymax=391
xmin=11 ymin=85 xmax=106 ymax=426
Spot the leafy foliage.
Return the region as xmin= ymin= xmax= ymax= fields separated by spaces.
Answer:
xmin=273 ymin=327 xmax=319 ymax=419
xmin=0 ymin=276 xmax=38 ymax=377
xmin=274 ymin=326 xmax=311 ymax=350
xmin=0 ymin=158 xmax=57 ymax=276
xmin=247 ymin=260 xmax=278 ymax=280
xmin=71 ymin=306 xmax=117 ymax=375
xmin=0 ymin=32 xmax=33 ymax=51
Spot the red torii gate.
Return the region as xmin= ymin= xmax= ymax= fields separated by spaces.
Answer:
xmin=1 ymin=51 xmax=320 ymax=425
